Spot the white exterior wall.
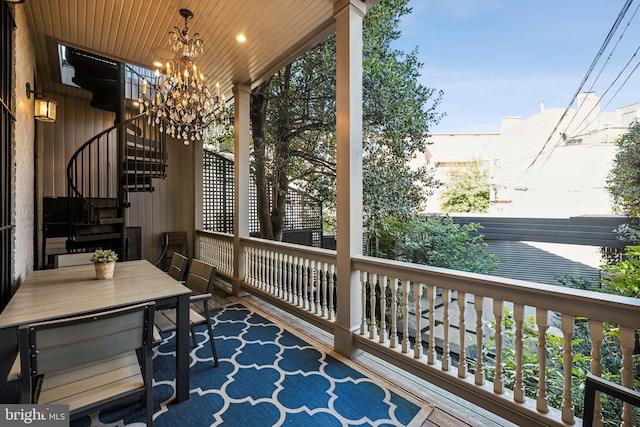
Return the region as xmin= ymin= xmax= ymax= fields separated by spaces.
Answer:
xmin=12 ymin=6 xmax=36 ymax=283
xmin=423 ymin=93 xmax=639 ymax=217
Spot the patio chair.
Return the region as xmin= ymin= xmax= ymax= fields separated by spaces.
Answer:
xmin=18 ymin=302 xmax=155 ymax=425
xmin=167 ymin=252 xmax=189 ymax=282
xmin=154 ymin=231 xmax=188 ymax=271
xmin=154 ymin=259 xmax=219 ymax=367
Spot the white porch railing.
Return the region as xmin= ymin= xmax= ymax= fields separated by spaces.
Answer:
xmin=196 ymin=230 xmax=640 ymax=427
xmin=197 ymin=230 xmax=234 ymax=277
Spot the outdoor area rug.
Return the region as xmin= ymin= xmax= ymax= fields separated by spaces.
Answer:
xmin=72 ymin=303 xmax=428 ymax=426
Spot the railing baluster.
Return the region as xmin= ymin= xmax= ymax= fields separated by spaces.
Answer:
xmin=401 ymin=280 xmax=410 ymax=354
xmin=257 ymin=248 xmax=263 ymax=290
xmin=589 ymin=319 xmax=604 ymax=427
xmin=369 ymin=273 xmax=377 ymax=340
xmin=442 ymin=288 xmax=451 ymax=371
xmin=245 ymin=247 xmax=252 ymax=285
xmin=514 ymin=303 xmax=525 ymax=403
xmin=264 ymin=249 xmax=270 ymax=293
xmin=427 ymin=284 xmax=436 ymax=364
xmin=286 ymin=255 xmax=295 ymax=303
xmin=328 ymin=264 xmax=335 ymax=321
xmin=299 ymin=257 xmax=305 ymax=308
xmin=315 ymin=261 xmax=322 ymax=315
xmin=536 ymin=308 xmax=548 ymax=413
xmin=296 ymin=256 xmax=303 ymax=307
xmin=360 ymin=270 xmax=368 ymax=335
xmin=390 ymin=277 xmax=398 ymax=349
xmin=493 ymin=299 xmax=504 ymax=394
xmin=268 ymin=250 xmax=275 ymax=294
xmin=310 ymin=259 xmax=317 ymax=313
xmin=458 ymin=291 xmax=467 ymax=378
xmin=276 ymin=252 xmax=283 ymax=298
xmin=561 ymin=314 xmax=574 ymax=424
xmin=474 ymin=295 xmax=485 ymax=385
xmin=414 ymin=282 xmax=423 ymax=359
xmin=303 ymin=258 xmax=310 ymax=310
xmin=379 ymin=274 xmax=387 ymax=344
xmin=321 ymin=262 xmax=328 ymax=318
xmin=620 ymin=326 xmax=635 ymax=427
xmin=252 ymin=247 xmax=258 ymax=288
xmin=266 ymin=249 xmax=272 ymax=292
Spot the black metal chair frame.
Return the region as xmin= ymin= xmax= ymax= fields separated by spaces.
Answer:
xmin=583 ymin=373 xmax=640 ymax=426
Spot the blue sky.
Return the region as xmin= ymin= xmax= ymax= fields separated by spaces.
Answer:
xmin=391 ymin=1 xmax=640 ymax=132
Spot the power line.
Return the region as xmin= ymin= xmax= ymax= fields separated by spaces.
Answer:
xmin=517 ymin=0 xmax=634 ymax=187
xmin=569 ymin=3 xmax=640 ymax=137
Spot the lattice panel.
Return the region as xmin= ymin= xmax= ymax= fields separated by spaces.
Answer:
xmin=202 ymin=151 xmax=322 ymax=246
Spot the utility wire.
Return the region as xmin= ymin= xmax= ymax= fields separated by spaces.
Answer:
xmin=600 ymin=58 xmax=640 ymax=111
xmin=571 ymin=46 xmax=640 ymax=138
xmin=568 ymin=3 xmax=640 ymax=137
xmin=517 ymin=0 xmax=634 ymax=188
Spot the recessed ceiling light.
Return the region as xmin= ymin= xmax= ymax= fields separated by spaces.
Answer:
xmin=152 ymin=61 xmax=164 ymax=68
xmin=236 ymin=34 xmax=247 ymax=43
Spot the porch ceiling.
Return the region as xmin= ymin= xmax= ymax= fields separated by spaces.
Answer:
xmin=23 ymin=0 xmax=370 ymax=101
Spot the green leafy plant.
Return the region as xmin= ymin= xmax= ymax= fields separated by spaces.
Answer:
xmin=371 ymin=214 xmax=498 ymax=273
xmin=439 ymin=158 xmax=490 ymax=213
xmin=606 ymin=121 xmax=640 ymax=241
xmin=599 ymin=242 xmax=640 ymax=299
xmin=89 ymin=249 xmax=118 ymax=264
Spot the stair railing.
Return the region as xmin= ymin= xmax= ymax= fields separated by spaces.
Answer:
xmin=66 ymin=112 xmax=166 ymax=242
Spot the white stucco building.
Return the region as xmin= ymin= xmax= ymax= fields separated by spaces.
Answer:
xmin=417 ymin=92 xmax=640 ymax=216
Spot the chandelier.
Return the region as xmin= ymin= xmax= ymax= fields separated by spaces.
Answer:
xmin=139 ymin=8 xmax=229 ymax=144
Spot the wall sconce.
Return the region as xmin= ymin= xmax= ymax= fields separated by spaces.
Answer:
xmin=26 ymin=82 xmax=57 ymax=123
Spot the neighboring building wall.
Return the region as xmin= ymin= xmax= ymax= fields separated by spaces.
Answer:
xmin=12 ymin=6 xmax=36 ymax=283
xmin=423 ymin=93 xmax=639 ymax=217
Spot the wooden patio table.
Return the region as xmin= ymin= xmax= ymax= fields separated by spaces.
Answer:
xmin=0 ymin=260 xmax=192 ymax=403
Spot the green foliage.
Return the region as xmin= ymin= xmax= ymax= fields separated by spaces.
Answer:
xmin=371 ymin=214 xmax=498 ymax=273
xmin=89 ymin=249 xmax=118 ymax=263
xmin=439 ymin=159 xmax=490 ymax=213
xmin=606 ymin=121 xmax=640 ymax=239
xmin=478 ymin=309 xmax=592 ymax=419
xmin=250 ymin=0 xmax=443 ymax=239
xmin=599 ymin=242 xmax=640 ymax=298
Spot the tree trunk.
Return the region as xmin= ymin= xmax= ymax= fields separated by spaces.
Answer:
xmin=250 ymin=79 xmax=274 ymax=240
xmin=270 ymin=65 xmax=293 ymax=241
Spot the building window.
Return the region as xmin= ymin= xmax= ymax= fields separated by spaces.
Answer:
xmin=1 ymin=3 xmax=15 ymax=309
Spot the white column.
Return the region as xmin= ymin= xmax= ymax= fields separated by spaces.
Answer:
xmin=233 ymin=84 xmax=251 ymax=296
xmin=333 ymin=0 xmax=365 ymax=357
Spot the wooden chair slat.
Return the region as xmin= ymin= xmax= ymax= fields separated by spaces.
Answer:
xmin=36 ymin=327 xmax=143 ymax=374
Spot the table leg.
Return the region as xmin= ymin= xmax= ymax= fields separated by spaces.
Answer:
xmin=175 ymin=294 xmax=190 ymax=402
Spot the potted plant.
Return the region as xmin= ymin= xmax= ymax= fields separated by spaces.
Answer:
xmin=90 ymin=249 xmax=118 ymax=279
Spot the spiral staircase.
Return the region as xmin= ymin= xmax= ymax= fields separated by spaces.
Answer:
xmin=61 ymin=48 xmax=167 ymax=259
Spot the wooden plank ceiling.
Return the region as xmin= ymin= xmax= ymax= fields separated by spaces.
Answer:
xmin=22 ymin=0 xmax=347 ymax=102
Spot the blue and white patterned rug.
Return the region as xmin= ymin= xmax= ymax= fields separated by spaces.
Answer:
xmin=73 ymin=303 xmax=427 ymax=426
